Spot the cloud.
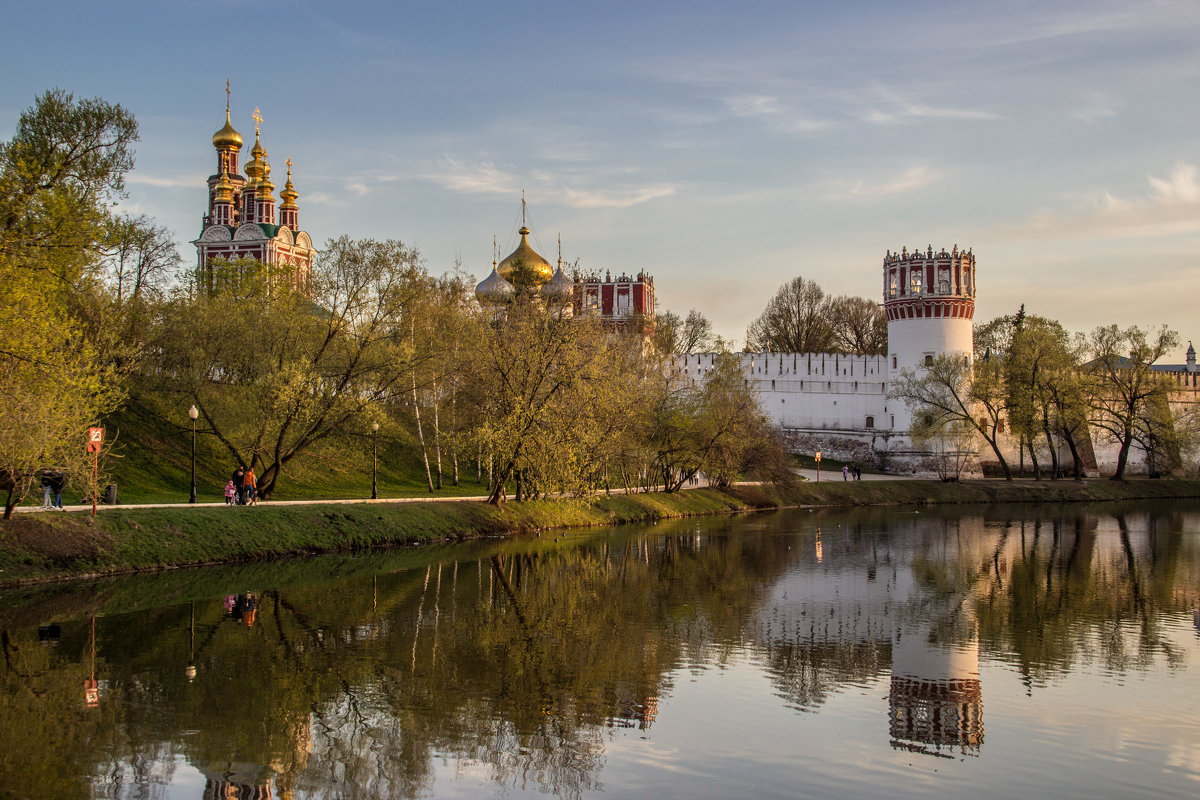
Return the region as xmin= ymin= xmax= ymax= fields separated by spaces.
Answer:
xmin=857 ymin=85 xmax=1000 ymax=125
xmin=423 ymin=158 xmax=674 ymax=209
xmin=1009 ymin=162 xmax=1200 ymax=239
xmin=843 ymin=165 xmax=941 ymax=199
xmin=127 ymin=173 xmax=202 ymax=189
xmin=1073 ymin=92 xmax=1119 ymax=123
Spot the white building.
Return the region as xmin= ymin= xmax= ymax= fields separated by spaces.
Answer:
xmin=677 ymin=245 xmax=976 ymax=470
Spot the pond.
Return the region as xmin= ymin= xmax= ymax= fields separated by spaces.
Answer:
xmin=2 ymin=502 xmax=1199 ymax=799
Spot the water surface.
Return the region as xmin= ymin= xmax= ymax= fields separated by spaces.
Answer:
xmin=2 ymin=502 xmax=1199 ymax=799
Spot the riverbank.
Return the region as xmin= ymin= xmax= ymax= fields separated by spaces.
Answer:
xmin=2 ymin=478 xmax=1199 ymax=586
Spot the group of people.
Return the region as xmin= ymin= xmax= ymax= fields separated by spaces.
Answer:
xmin=39 ymin=468 xmax=67 ymax=509
xmin=841 ymin=464 xmax=863 ymax=481
xmin=225 ymin=465 xmax=259 ymax=505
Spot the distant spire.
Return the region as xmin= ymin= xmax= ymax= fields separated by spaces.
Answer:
xmin=493 ymin=235 xmax=497 ymax=268
xmin=225 ymin=78 xmax=231 ymax=112
xmin=557 ymin=233 xmax=562 ymax=268
xmin=521 ymin=190 xmax=526 ymax=227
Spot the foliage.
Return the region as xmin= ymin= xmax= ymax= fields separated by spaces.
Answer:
xmin=0 ymin=90 xmax=138 ymax=516
xmin=1086 ymin=324 xmax=1180 ymax=480
xmin=653 ymin=308 xmax=714 ymax=355
xmin=144 ymin=238 xmax=428 ymax=497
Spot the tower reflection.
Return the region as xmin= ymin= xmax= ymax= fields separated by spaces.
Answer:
xmin=888 ymin=624 xmax=983 ymax=757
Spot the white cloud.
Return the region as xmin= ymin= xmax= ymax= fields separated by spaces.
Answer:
xmin=127 ymin=173 xmax=202 ymax=189
xmin=844 ymin=165 xmax=941 ymax=198
xmin=422 ymin=158 xmax=674 ymax=209
xmin=1009 ymin=162 xmax=1200 ymax=239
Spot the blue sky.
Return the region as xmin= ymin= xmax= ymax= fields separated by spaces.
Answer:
xmin=4 ymin=1 xmax=1198 ymax=358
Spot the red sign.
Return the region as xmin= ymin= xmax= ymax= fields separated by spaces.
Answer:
xmin=815 ymin=452 xmax=822 ymax=462
xmin=87 ymin=427 xmax=104 ymax=453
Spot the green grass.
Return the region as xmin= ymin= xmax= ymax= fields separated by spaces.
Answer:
xmin=78 ymin=394 xmax=488 ymax=505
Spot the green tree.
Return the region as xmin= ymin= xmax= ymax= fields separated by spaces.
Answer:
xmin=0 ymin=90 xmax=138 ymax=515
xmin=1086 ymin=324 xmax=1179 ymax=480
xmin=146 ymin=238 xmax=431 ymax=498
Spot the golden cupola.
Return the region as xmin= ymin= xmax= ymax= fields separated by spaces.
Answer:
xmin=214 ymin=170 xmax=234 ymax=203
xmin=212 ymin=108 xmax=243 ymax=150
xmin=244 ymin=130 xmax=266 ymax=186
xmin=498 ymin=225 xmax=553 ymax=285
xmin=279 ymin=160 xmax=298 ymax=209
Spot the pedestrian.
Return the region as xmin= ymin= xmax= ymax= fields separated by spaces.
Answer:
xmin=842 ymin=465 xmax=848 ymax=481
xmin=50 ymin=469 xmax=66 ymax=509
xmin=224 ymin=480 xmax=236 ymax=505
xmin=243 ymin=467 xmax=258 ymax=506
xmin=40 ymin=468 xmax=54 ymax=509
xmin=231 ymin=466 xmax=245 ymax=505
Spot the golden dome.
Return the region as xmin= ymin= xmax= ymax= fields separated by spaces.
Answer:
xmin=244 ymin=131 xmax=266 ymax=186
xmin=214 ymin=171 xmax=233 ymax=203
xmin=497 ymin=226 xmax=553 ymax=285
xmin=212 ymin=109 xmax=243 ymax=149
xmin=279 ymin=159 xmax=298 ymax=209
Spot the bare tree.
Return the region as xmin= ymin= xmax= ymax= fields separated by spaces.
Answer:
xmin=828 ymin=295 xmax=887 ymax=355
xmin=746 ymin=276 xmax=835 ymax=353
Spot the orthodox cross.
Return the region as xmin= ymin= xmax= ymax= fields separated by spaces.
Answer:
xmin=252 ymin=107 xmax=263 ymax=135
xmin=225 ymin=79 xmax=231 ymax=112
xmin=285 ymin=157 xmax=293 ymax=177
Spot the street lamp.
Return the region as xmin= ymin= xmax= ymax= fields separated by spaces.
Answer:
xmin=371 ymin=422 xmax=380 ymax=499
xmin=188 ymin=405 xmax=199 ymax=503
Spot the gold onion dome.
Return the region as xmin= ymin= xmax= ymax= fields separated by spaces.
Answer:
xmin=212 ymin=109 xmax=243 ymax=149
xmin=540 ymin=265 xmax=573 ymax=301
xmin=214 ymin=171 xmax=233 ymax=203
xmin=475 ymin=267 xmax=515 ymax=304
xmin=244 ymin=132 xmax=267 ymax=186
xmin=498 ymin=226 xmax=553 ymax=285
xmin=280 ymin=161 xmax=298 ymax=208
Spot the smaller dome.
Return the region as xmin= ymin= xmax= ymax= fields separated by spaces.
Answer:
xmin=475 ymin=268 xmax=515 ymax=304
xmin=214 ymin=171 xmax=234 ymax=204
xmin=540 ymin=266 xmax=574 ymax=302
xmin=212 ymin=110 xmax=243 ymax=149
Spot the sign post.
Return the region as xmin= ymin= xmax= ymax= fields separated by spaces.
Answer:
xmin=815 ymin=451 xmax=822 ymax=483
xmin=87 ymin=427 xmax=104 ymax=517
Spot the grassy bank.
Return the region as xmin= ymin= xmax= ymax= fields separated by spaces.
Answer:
xmin=3 ymin=478 xmax=1199 ymax=586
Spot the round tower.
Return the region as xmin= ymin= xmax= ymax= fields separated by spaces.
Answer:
xmin=883 ymin=245 xmax=976 ymax=430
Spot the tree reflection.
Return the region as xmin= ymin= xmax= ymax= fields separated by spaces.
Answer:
xmin=1 ymin=506 xmax=1199 ymax=794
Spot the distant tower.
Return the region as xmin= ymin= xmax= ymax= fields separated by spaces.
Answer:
xmin=889 ymin=623 xmax=983 ymax=757
xmin=883 ymin=245 xmax=976 ymax=430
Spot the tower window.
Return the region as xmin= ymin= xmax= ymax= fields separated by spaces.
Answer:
xmin=891 ymin=355 xmax=897 ymax=369
xmin=924 ymin=354 xmax=934 ymax=367
xmin=910 ymin=272 xmax=922 ymax=294
xmin=865 ymin=416 xmax=874 ymax=429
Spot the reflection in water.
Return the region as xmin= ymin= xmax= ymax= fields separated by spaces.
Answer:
xmin=889 ymin=626 xmax=983 ymax=757
xmin=1 ymin=504 xmax=1199 ymax=798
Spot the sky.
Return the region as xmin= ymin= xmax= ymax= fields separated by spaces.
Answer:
xmin=3 ymin=0 xmax=1198 ymax=359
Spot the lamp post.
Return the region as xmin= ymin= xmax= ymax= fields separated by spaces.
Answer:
xmin=371 ymin=422 xmax=380 ymax=499
xmin=188 ymin=405 xmax=199 ymax=503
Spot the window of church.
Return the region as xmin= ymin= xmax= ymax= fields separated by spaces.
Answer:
xmin=865 ymin=416 xmax=874 ymax=428
xmin=924 ymin=353 xmax=934 ymax=366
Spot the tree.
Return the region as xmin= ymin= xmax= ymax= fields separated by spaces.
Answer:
xmin=653 ymin=308 xmax=714 ymax=356
xmin=1086 ymin=324 xmax=1179 ymax=480
xmin=746 ymin=276 xmax=835 ymax=353
xmin=0 ymin=90 xmax=138 ymax=515
xmin=146 ymin=238 xmax=431 ymax=498
xmin=890 ymin=353 xmax=1013 ymax=479
xmin=827 ymin=295 xmax=887 ymax=355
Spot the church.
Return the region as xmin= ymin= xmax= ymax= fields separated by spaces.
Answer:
xmin=193 ymin=88 xmax=316 ymax=294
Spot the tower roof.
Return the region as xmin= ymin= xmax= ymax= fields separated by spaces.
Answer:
xmin=475 ymin=267 xmax=515 ymax=303
xmin=498 ymin=226 xmax=553 ymax=284
xmin=212 ymin=108 xmax=243 ymax=149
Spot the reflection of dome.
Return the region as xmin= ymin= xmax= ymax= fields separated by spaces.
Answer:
xmin=475 ymin=268 xmax=515 ymax=304
xmin=212 ymin=110 xmax=243 ymax=149
xmin=540 ymin=265 xmax=573 ymax=302
xmin=498 ymin=226 xmax=553 ymax=285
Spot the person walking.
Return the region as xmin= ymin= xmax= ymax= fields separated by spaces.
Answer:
xmin=224 ymin=480 xmax=236 ymax=505
xmin=40 ymin=469 xmax=54 ymax=509
xmin=50 ymin=469 xmax=66 ymax=509
xmin=243 ymin=467 xmax=258 ymax=506
xmin=842 ymin=465 xmax=848 ymax=481
xmin=231 ymin=466 xmax=245 ymax=505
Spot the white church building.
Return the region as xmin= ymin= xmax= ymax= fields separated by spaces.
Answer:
xmin=676 ymin=245 xmax=1197 ymax=476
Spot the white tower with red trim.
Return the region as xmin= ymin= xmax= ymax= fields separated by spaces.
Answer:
xmin=883 ymin=245 xmax=976 ymax=431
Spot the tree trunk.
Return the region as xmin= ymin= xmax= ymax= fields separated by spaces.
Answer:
xmin=412 ymin=369 xmax=434 ymax=492
xmin=1027 ymin=441 xmax=1041 ymax=480
xmin=1043 ymin=424 xmax=1059 ymax=480
xmin=432 ymin=390 xmax=443 ymax=490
